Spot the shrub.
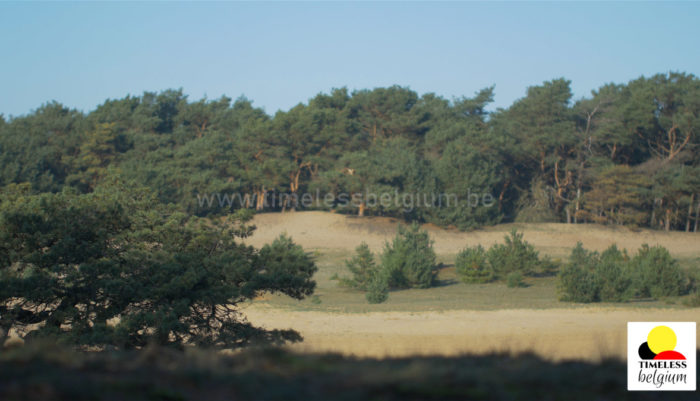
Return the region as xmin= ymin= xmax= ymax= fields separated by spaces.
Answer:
xmin=339 ymin=243 xmax=378 ymax=290
xmin=365 ymin=274 xmax=389 ymax=304
xmin=380 ymin=223 xmax=437 ymax=289
xmin=506 ymin=271 xmax=526 ymax=288
xmin=558 ymin=242 xmax=600 ymax=302
xmin=456 ymin=230 xmax=556 ymax=285
xmin=631 ymin=244 xmax=687 ymax=298
xmin=486 ymin=229 xmax=540 ymax=276
xmin=455 ymin=245 xmax=493 ymax=283
xmin=0 ymin=187 xmax=316 ymax=349
xmin=686 ymin=291 xmax=700 ymax=307
xmin=558 ymin=243 xmax=685 ymax=303
xmin=595 ymin=245 xmax=633 ymax=302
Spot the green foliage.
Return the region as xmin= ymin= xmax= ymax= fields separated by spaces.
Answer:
xmin=486 ymin=229 xmax=541 ymax=276
xmin=365 ymin=274 xmax=389 ymax=304
xmin=456 ymin=230 xmax=554 ymax=285
xmin=338 ymin=242 xmax=378 ymax=290
xmin=514 ymin=179 xmax=559 ymax=223
xmin=380 ymin=223 xmax=437 ymax=289
xmin=455 ymin=245 xmax=493 ymax=283
xmin=579 ymin=165 xmax=649 ymax=226
xmin=595 ymin=245 xmax=633 ymax=302
xmin=686 ymin=291 xmax=700 ymax=307
xmin=558 ymin=243 xmax=601 ymax=303
xmin=506 ymin=272 xmax=526 ymax=288
xmin=558 ymin=243 xmax=685 ymax=303
xmin=2 ymin=73 xmax=700 ymax=231
xmin=336 ymin=242 xmax=390 ymax=304
xmin=631 ymin=244 xmax=687 ymax=298
xmin=0 ymin=184 xmax=316 ymax=349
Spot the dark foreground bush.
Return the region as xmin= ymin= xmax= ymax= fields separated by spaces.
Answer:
xmin=0 ymin=184 xmax=317 ymax=349
xmin=1 ymin=343 xmax=698 ymax=401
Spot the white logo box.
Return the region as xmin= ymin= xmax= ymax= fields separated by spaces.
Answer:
xmin=628 ymin=322 xmax=696 ymax=391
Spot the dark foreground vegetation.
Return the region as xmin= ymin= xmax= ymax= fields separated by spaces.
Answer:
xmin=0 ymin=343 xmax=698 ymax=401
xmin=1 ymin=72 xmax=699 ymax=231
xmin=0 ymin=183 xmax=317 ymax=349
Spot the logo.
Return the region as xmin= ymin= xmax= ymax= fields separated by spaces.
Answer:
xmin=628 ymin=322 xmax=696 ymax=391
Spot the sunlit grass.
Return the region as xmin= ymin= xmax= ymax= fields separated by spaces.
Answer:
xmin=258 ymin=250 xmax=698 ymax=312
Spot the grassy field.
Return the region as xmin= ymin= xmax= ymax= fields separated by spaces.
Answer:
xmin=243 ymin=211 xmax=700 ymax=313
xmin=254 ymin=248 xmax=698 ymax=313
xmin=237 ymin=212 xmax=700 ymax=360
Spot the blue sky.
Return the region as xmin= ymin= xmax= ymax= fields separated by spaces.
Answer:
xmin=1 ymin=1 xmax=699 ymax=117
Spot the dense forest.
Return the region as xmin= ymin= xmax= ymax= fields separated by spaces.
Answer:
xmin=1 ymin=72 xmax=699 ymax=231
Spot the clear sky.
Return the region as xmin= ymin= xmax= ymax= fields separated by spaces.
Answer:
xmin=1 ymin=1 xmax=699 ymax=118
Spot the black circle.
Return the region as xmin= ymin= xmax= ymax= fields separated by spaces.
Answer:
xmin=638 ymin=342 xmax=656 ymax=360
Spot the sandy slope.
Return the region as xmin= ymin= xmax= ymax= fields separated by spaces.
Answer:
xmin=245 ymin=211 xmax=700 ymax=257
xmin=242 ymin=304 xmax=699 ymax=361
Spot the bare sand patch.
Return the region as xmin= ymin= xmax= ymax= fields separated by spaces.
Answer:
xmin=245 ymin=211 xmax=700 ymax=258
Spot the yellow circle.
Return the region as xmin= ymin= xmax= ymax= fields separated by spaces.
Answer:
xmin=647 ymin=326 xmax=677 ymax=354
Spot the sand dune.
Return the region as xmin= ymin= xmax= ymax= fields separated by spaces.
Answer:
xmin=246 ymin=211 xmax=700 ymax=257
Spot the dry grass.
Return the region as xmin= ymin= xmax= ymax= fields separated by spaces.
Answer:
xmin=241 ymin=211 xmax=700 ymax=361
xmin=245 ymin=211 xmax=700 ymax=259
xmin=241 ymin=304 xmax=700 ymax=362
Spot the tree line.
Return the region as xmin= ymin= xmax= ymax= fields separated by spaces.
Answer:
xmin=1 ymin=72 xmax=699 ymax=231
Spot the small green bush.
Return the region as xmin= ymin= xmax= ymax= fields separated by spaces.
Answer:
xmin=558 ymin=242 xmax=600 ymax=302
xmin=506 ymin=271 xmax=526 ymax=288
xmin=486 ymin=229 xmax=540 ymax=276
xmin=380 ymin=223 xmax=437 ymax=289
xmin=365 ymin=274 xmax=389 ymax=304
xmin=456 ymin=229 xmax=555 ymax=285
xmin=338 ymin=242 xmax=378 ymax=290
xmin=631 ymin=244 xmax=687 ymax=298
xmin=595 ymin=245 xmax=633 ymax=302
xmin=455 ymin=245 xmax=493 ymax=283
xmin=686 ymin=291 xmax=700 ymax=307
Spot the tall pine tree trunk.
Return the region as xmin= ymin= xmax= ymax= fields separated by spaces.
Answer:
xmin=255 ymin=187 xmax=266 ymax=211
xmin=694 ymin=198 xmax=699 ymax=233
xmin=650 ymin=198 xmax=661 ymax=229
